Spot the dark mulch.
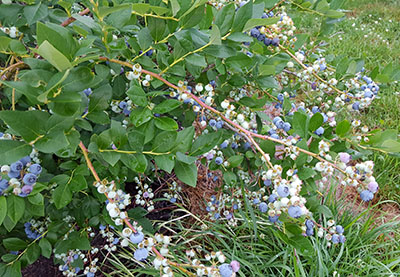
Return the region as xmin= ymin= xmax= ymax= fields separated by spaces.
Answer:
xmin=22 ymin=256 xmax=63 ymax=277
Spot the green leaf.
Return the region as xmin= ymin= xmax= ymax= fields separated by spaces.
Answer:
xmin=215 ymin=3 xmax=235 ymax=35
xmin=3 ymin=238 xmax=27 ymax=251
xmin=0 ymin=110 xmax=49 ymax=142
xmin=227 ymin=155 xmax=244 ymax=168
xmin=24 ymin=244 xmax=41 ymax=265
xmin=0 ymin=197 xmax=7 ymax=226
xmin=243 ymin=17 xmax=279 ymax=32
xmin=39 ymin=238 xmax=52 ymax=259
xmin=336 ymin=120 xmax=350 ymax=137
xmin=223 ymin=171 xmax=237 ymax=185
xmin=232 ymin=1 xmax=253 ymax=32
xmin=51 ymin=175 xmax=72 ymax=209
xmin=36 ymin=41 xmax=72 ymax=72
xmin=7 ymin=195 xmax=25 ymax=223
xmin=154 ymin=154 xmax=175 ymax=173
xmin=153 ymin=99 xmax=181 ymax=114
xmin=174 ymin=161 xmax=197 ymax=187
xmin=155 ymin=117 xmax=178 ymax=131
xmin=128 ymin=130 xmax=145 ymax=152
xmin=292 ymin=112 xmax=309 ymax=138
xmin=152 ymin=131 xmax=177 ymax=152
xmin=171 ymin=126 xmax=195 ymax=153
xmin=210 ymin=25 xmax=221 ymax=45
xmin=380 ymin=140 xmax=400 ymax=153
xmin=309 ymin=113 xmax=323 ymax=132
xmin=130 ymin=107 xmax=153 ymax=127
xmin=148 ymin=17 xmax=166 ymax=41
xmin=259 ymin=64 xmax=275 ymax=76
xmin=0 ymin=140 xmax=31 ymax=165
xmin=191 ymin=130 xmax=223 ymax=156
xmin=120 ymin=154 xmax=148 ymax=173
xmin=98 ymin=3 xmax=131 ymax=18
xmin=24 ymin=3 xmax=48 ymax=25
xmin=126 ymin=85 xmax=147 ymax=107
xmin=176 ymin=152 xmax=197 ymax=164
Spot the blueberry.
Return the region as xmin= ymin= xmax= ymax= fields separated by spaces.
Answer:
xmin=253 ymin=198 xmax=260 ymax=205
xmin=209 ymin=119 xmax=217 ymax=127
xmin=331 ymin=234 xmax=339 ymax=244
xmin=10 ymin=161 xmax=23 ymax=172
xmin=134 ymin=248 xmax=148 ymax=261
xmin=123 ymin=108 xmax=131 ymax=116
xmin=339 ymin=235 xmax=346 ymax=243
xmin=219 ymin=263 xmax=233 ymax=277
xmin=352 ymin=101 xmax=360 ymax=110
xmin=21 ymin=185 xmax=33 ymax=194
xmin=170 ymin=197 xmax=177 ymax=203
xmin=270 ymin=134 xmax=280 ymax=139
xmin=119 ymin=101 xmax=128 ymax=109
xmin=23 ymin=173 xmax=37 ymax=186
xmin=0 ymin=179 xmax=8 ymax=190
xmin=215 ymin=157 xmax=223 ymax=165
xmin=277 ymin=185 xmax=289 ymax=197
xmin=305 ymin=219 xmax=314 ymax=229
xmin=268 ymin=194 xmax=278 ymax=203
xmin=336 ymin=225 xmax=344 ymax=234
xmin=283 ymin=122 xmax=291 ymax=132
xmin=311 ymin=106 xmax=320 ymax=114
xmin=250 ymin=28 xmax=260 ymax=38
xmin=145 ymin=49 xmax=153 ymax=56
xmin=259 ymin=202 xmax=268 ymax=213
xmin=216 ymin=121 xmax=224 ymax=129
xmin=360 ymin=190 xmax=374 ymax=202
xmin=311 ymin=82 xmax=317 ymax=90
xmin=288 ymin=206 xmax=302 ymax=218
xmin=271 ymin=37 xmax=280 ymax=46
xmin=364 ymin=91 xmax=373 ymax=98
xmin=20 ymin=156 xmax=31 ymax=166
xmin=264 ymin=38 xmax=272 ymax=46
xmin=269 ymin=215 xmax=279 ymax=223
xmin=8 ymin=171 xmax=20 ymax=179
xmin=214 ymin=213 xmax=220 ymax=219
xmin=220 ymin=141 xmax=228 ymax=149
xmin=257 ymin=34 xmax=266 ymax=41
xmin=29 ymin=164 xmax=42 ymax=175
xmin=315 ymin=127 xmax=324 ymax=136
xmin=243 ymin=142 xmax=251 ymax=150
xmin=305 ymin=228 xmax=314 ymax=236
xmin=273 ymin=116 xmax=282 ymax=125
xmin=264 ymin=179 xmax=271 ymax=186
xmin=231 ymin=142 xmax=238 ymax=149
xmin=83 ymin=88 xmax=92 ymax=96
xmin=129 ymin=231 xmax=144 ymax=244
xmin=277 ymin=93 xmax=284 ymax=102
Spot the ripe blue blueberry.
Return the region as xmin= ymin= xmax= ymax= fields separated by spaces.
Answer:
xmin=270 ymin=134 xmax=280 ymax=139
xmin=257 ymin=34 xmax=266 ymax=41
xmin=283 ymin=122 xmax=291 ymax=132
xmin=83 ymin=88 xmax=92 ymax=96
xmin=264 ymin=38 xmax=272 ymax=46
xmin=134 ymin=248 xmax=148 ymax=261
xmin=360 ymin=190 xmax=374 ymax=202
xmin=10 ymin=161 xmax=23 ymax=172
xmin=20 ymin=156 xmax=31 ymax=166
xmin=214 ymin=213 xmax=220 ymax=219
xmin=277 ymin=93 xmax=284 ymax=102
xmin=339 ymin=235 xmax=346 ymax=243
xmin=21 ymin=185 xmax=33 ymax=195
xmin=269 ymin=215 xmax=279 ymax=223
xmin=216 ymin=121 xmax=224 ymax=129
xmin=259 ymin=202 xmax=268 ymax=213
xmin=0 ymin=179 xmax=8 ymax=190
xmin=268 ymin=194 xmax=278 ymax=203
xmin=8 ymin=171 xmax=20 ymax=179
xmin=23 ymin=173 xmax=37 ymax=186
xmin=129 ymin=231 xmax=144 ymax=244
xmin=331 ymin=234 xmax=339 ymax=244
xmin=218 ymin=263 xmax=233 ymax=277
xmin=288 ymin=206 xmax=302 ymax=218
xmin=264 ymin=179 xmax=271 ymax=186
xmin=253 ymin=198 xmax=260 ymax=205
xmin=215 ymin=157 xmax=223 ymax=165
xmin=220 ymin=141 xmax=228 ymax=149
xmin=87 ymin=272 xmax=95 ymax=277
xmin=336 ymin=225 xmax=344 ymax=234
xmin=305 ymin=219 xmax=314 ymax=229
xmin=250 ymin=28 xmax=260 ymax=37
xmin=119 ymin=101 xmax=128 ymax=109
xmin=305 ymin=228 xmax=314 ymax=236
xmin=231 ymin=142 xmax=238 ymax=149
xmin=271 ymin=37 xmax=280 ymax=46
xmin=277 ymin=185 xmax=289 ymax=197
xmin=311 ymin=106 xmax=320 ymax=114
xmin=209 ymin=119 xmax=217 ymax=127
xmin=352 ymin=102 xmax=360 ymax=110
xmin=29 ymin=164 xmax=42 ymax=175
xmin=315 ymin=127 xmax=324 ymax=136
xmin=273 ymin=116 xmax=282 ymax=125
xmin=276 ymin=120 xmax=285 ymax=130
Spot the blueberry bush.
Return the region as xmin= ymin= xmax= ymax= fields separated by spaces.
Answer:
xmin=0 ymin=0 xmax=399 ymax=276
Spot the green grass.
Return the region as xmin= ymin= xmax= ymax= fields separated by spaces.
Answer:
xmin=296 ymin=0 xmax=400 ymax=203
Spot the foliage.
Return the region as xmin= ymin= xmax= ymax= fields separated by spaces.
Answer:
xmin=0 ymin=0 xmax=399 ymax=276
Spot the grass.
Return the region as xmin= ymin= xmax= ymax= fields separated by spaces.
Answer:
xmin=295 ymin=0 xmax=400 ymax=203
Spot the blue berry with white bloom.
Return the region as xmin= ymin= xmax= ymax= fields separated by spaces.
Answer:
xmin=215 ymin=157 xmax=223 ymax=165
xmin=29 ymin=164 xmax=42 ymax=175
xmin=10 ymin=161 xmax=23 ymax=172
xmin=8 ymin=171 xmax=20 ymax=178
xmin=0 ymin=179 xmax=8 ymax=190
xmin=220 ymin=141 xmax=228 ymax=149
xmin=277 ymin=185 xmax=289 ymax=197
xmin=315 ymin=127 xmax=324 ymax=136
xmin=339 ymin=235 xmax=346 ymax=243
xmin=216 ymin=121 xmax=224 ymax=129
xmin=259 ymin=202 xmax=268 ymax=213
xmin=360 ymin=190 xmax=374 ymax=202
xmin=331 ymin=234 xmax=339 ymax=244
xmin=134 ymin=248 xmax=148 ymax=261
xmin=20 ymin=156 xmax=31 ymax=166
xmin=268 ymin=194 xmax=278 ymax=203
xmin=129 ymin=231 xmax=144 ymax=244
xmin=336 ymin=225 xmax=344 ymax=234
xmin=264 ymin=179 xmax=271 ymax=186
xmin=209 ymin=119 xmax=216 ymax=127
xmin=218 ymin=263 xmax=233 ymax=277
xmin=283 ymin=122 xmax=291 ymax=132
xmin=23 ymin=173 xmax=37 ymax=186
xmin=288 ymin=206 xmax=302 ymax=218
xmin=269 ymin=215 xmax=279 ymax=223
xmin=277 ymin=93 xmax=284 ymax=102
xmin=305 ymin=219 xmax=314 ymax=229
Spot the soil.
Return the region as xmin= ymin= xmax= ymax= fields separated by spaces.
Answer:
xmin=21 ymin=257 xmax=63 ymax=277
